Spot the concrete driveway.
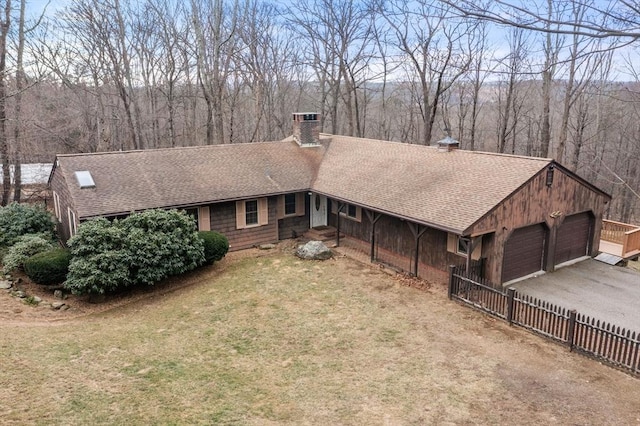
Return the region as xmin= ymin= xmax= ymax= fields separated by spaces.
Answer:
xmin=508 ymin=259 xmax=640 ymax=332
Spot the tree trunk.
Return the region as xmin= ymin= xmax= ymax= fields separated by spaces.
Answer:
xmin=0 ymin=0 xmax=11 ymax=206
xmin=13 ymin=0 xmax=26 ymax=202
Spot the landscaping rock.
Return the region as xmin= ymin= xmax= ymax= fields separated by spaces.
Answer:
xmin=13 ymin=290 xmax=26 ymax=298
xmin=51 ymin=302 xmax=66 ymax=310
xmin=54 ymin=289 xmax=65 ymax=299
xmin=296 ymin=240 xmax=333 ymax=260
xmin=259 ymin=243 xmax=276 ymax=250
xmin=0 ymin=280 xmax=11 ymax=290
xmin=32 ymin=296 xmax=42 ymax=303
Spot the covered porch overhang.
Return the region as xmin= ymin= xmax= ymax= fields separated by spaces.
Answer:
xmin=325 ymin=195 xmax=478 ymax=277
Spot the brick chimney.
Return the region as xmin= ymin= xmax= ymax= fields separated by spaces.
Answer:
xmin=292 ymin=113 xmax=320 ymax=146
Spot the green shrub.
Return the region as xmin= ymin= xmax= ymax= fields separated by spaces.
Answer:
xmin=64 ymin=218 xmax=133 ymax=295
xmin=2 ymin=234 xmax=55 ymax=273
xmin=198 ymin=231 xmax=229 ymax=264
xmin=120 ymin=209 xmax=205 ymax=284
xmin=64 ymin=210 xmax=206 ymax=295
xmin=24 ymin=248 xmax=71 ymax=285
xmin=0 ymin=203 xmax=56 ymax=247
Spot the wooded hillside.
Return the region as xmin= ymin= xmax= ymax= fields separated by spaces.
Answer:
xmin=0 ymin=0 xmax=638 ymax=223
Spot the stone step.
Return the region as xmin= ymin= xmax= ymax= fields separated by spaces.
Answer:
xmin=305 ymin=226 xmax=344 ymax=241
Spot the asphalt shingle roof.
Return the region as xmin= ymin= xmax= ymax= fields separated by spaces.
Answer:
xmin=55 ymin=140 xmax=323 ymax=218
xmin=312 ymin=135 xmax=551 ymax=233
xmin=54 ymin=134 xmax=553 ymax=233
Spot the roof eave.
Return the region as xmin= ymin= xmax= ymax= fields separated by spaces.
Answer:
xmin=311 ymin=190 xmax=465 ymax=235
xmin=551 ymin=160 xmax=612 ymax=199
xmin=76 ymin=188 xmax=314 ymax=220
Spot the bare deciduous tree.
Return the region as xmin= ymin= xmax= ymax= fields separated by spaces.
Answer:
xmin=0 ymin=0 xmax=11 ymax=205
xmin=191 ymin=0 xmax=239 ymax=145
xmin=12 ymin=0 xmax=26 ymax=202
xmin=381 ymin=0 xmax=475 ymax=145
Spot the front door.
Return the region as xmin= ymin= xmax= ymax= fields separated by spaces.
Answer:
xmin=310 ymin=193 xmax=327 ymax=228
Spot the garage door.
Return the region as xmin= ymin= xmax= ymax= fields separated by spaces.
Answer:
xmin=503 ymin=223 xmax=546 ymax=283
xmin=554 ymin=212 xmax=591 ymax=265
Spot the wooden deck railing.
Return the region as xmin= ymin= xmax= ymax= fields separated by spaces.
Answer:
xmin=601 ymin=219 xmax=640 ymax=258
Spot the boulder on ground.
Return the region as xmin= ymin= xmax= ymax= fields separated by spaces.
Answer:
xmin=296 ymin=240 xmax=333 ymax=260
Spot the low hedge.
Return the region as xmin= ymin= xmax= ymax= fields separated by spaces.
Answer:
xmin=198 ymin=231 xmax=229 ymax=264
xmin=24 ymin=248 xmax=72 ymax=285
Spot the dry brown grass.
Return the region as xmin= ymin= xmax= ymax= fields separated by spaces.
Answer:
xmin=1 ymin=250 xmax=638 ymax=425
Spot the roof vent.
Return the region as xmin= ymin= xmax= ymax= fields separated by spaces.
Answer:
xmin=75 ymin=170 xmax=95 ymax=189
xmin=436 ymin=136 xmax=460 ymax=152
xmin=292 ymin=112 xmax=320 ymax=146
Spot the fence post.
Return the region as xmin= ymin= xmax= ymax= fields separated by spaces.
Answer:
xmin=448 ymin=265 xmax=455 ymax=300
xmin=506 ymin=288 xmax=516 ymax=325
xmin=567 ymin=309 xmax=577 ymax=352
xmin=632 ymin=332 xmax=640 ymax=375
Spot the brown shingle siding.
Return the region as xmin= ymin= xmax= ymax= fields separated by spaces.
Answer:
xmin=209 ymin=198 xmax=278 ymax=251
xmin=49 ymin=164 xmax=76 ymax=242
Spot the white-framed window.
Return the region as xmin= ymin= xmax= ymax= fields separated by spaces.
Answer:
xmin=68 ymin=208 xmax=77 ymax=237
xmin=246 ymin=200 xmax=259 ymax=225
xmin=331 ymin=201 xmax=361 ymax=222
xmin=236 ymin=198 xmax=268 ymax=229
xmin=447 ymin=233 xmax=482 ymax=259
xmin=52 ymin=191 xmax=61 ymax=220
xmin=278 ymin=193 xmax=305 ymax=218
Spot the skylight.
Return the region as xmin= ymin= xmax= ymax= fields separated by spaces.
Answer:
xmin=75 ymin=171 xmax=95 ymax=189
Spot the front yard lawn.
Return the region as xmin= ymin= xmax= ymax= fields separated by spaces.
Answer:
xmin=1 ymin=250 xmax=637 ymax=425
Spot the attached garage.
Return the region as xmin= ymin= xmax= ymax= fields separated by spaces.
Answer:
xmin=502 ymin=223 xmax=547 ymax=283
xmin=554 ymin=212 xmax=592 ymax=265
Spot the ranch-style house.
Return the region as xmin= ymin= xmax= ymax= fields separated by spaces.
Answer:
xmin=49 ymin=113 xmax=611 ymax=285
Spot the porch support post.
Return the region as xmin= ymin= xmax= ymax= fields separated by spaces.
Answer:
xmin=336 ymin=202 xmax=346 ymax=247
xmin=464 ymin=237 xmax=480 ymax=274
xmin=364 ymin=210 xmax=382 ymax=263
xmin=407 ymin=222 xmax=428 ymax=277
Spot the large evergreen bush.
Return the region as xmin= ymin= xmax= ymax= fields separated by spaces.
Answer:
xmin=64 ymin=218 xmax=132 ymax=295
xmin=64 ymin=210 xmax=206 ymax=295
xmin=0 ymin=203 xmax=56 ymax=247
xmin=120 ymin=209 xmax=205 ymax=284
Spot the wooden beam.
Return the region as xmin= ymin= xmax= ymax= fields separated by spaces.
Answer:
xmin=364 ymin=210 xmax=382 ymax=262
xmin=336 ymin=202 xmax=345 ymax=247
xmin=464 ymin=236 xmax=482 ymax=275
xmin=407 ymin=222 xmax=428 ymax=276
